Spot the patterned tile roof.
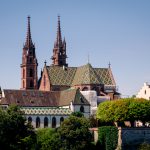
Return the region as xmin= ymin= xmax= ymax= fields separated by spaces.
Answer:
xmin=21 ymin=107 xmax=72 ymax=115
xmin=1 ymin=89 xmax=89 ymax=107
xmin=94 ymin=68 xmax=116 ymax=85
xmin=72 ymin=63 xmax=102 ymax=85
xmin=46 ymin=63 xmax=116 ymax=86
xmin=47 ymin=66 xmax=77 ymax=86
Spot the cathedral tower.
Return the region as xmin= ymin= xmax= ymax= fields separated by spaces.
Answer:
xmin=51 ymin=16 xmax=68 ymax=66
xmin=21 ymin=16 xmax=38 ymax=89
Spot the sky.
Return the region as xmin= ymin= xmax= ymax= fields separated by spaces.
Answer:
xmin=0 ymin=0 xmax=150 ymax=97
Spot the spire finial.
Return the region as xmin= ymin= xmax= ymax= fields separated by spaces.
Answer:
xmin=25 ymin=15 xmax=33 ymax=47
xmin=108 ymin=62 xmax=111 ymax=68
xmin=44 ymin=60 xmax=47 ymax=66
xmin=55 ymin=15 xmax=62 ymax=47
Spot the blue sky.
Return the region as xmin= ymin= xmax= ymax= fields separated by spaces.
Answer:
xmin=0 ymin=0 xmax=150 ymax=97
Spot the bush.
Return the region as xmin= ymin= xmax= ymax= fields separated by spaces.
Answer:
xmin=138 ymin=142 xmax=150 ymax=150
xmin=98 ymin=126 xmax=118 ymax=150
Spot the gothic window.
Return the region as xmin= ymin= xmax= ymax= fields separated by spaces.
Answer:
xmin=82 ymin=87 xmax=88 ymax=91
xmin=30 ymin=80 xmax=33 ymax=88
xmin=36 ymin=117 xmax=40 ymax=128
xmin=29 ymin=58 xmax=32 ymax=63
xmin=28 ymin=117 xmax=32 ymax=124
xmin=43 ymin=75 xmax=46 ymax=88
xmin=60 ymin=117 xmax=64 ymax=125
xmin=145 ymin=90 xmax=146 ymax=95
xmin=23 ymin=69 xmax=25 ymax=78
xmin=44 ymin=117 xmax=48 ymax=128
xmin=52 ymin=117 xmax=56 ymax=128
xmin=80 ymin=106 xmax=84 ymax=113
xmin=29 ymin=69 xmax=33 ymax=77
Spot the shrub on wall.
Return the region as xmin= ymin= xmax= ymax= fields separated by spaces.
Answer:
xmin=98 ymin=126 xmax=118 ymax=150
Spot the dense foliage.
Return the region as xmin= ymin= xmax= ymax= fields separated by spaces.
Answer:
xmin=98 ymin=126 xmax=118 ymax=150
xmin=0 ymin=106 xmax=96 ymax=150
xmin=0 ymin=105 xmax=36 ymax=150
xmin=96 ymin=98 xmax=150 ymax=125
xmin=57 ymin=114 xmax=92 ymax=150
xmin=36 ymin=128 xmax=60 ymax=150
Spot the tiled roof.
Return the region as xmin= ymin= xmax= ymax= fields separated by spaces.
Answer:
xmin=47 ymin=66 xmax=77 ymax=86
xmin=72 ymin=63 xmax=101 ymax=86
xmin=94 ymin=68 xmax=116 ymax=85
xmin=46 ymin=64 xmax=116 ymax=86
xmin=1 ymin=89 xmax=89 ymax=107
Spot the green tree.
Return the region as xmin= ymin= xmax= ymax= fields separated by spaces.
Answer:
xmin=96 ymin=98 xmax=150 ymax=126
xmin=58 ymin=115 xmax=92 ymax=150
xmin=0 ymin=105 xmax=36 ymax=150
xmin=36 ymin=128 xmax=61 ymax=150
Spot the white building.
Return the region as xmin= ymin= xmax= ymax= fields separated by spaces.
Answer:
xmin=136 ymin=82 xmax=150 ymax=100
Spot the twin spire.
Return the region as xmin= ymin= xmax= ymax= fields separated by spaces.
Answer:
xmin=24 ymin=15 xmax=67 ymax=66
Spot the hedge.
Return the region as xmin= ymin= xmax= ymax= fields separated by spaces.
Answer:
xmin=98 ymin=126 xmax=118 ymax=150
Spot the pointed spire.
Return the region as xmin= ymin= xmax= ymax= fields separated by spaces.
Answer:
xmin=55 ymin=15 xmax=62 ymax=47
xmin=25 ymin=16 xmax=33 ymax=48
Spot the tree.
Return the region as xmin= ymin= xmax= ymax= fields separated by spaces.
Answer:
xmin=58 ymin=115 xmax=92 ymax=150
xmin=96 ymin=98 xmax=150 ymax=126
xmin=0 ymin=105 xmax=36 ymax=150
xmin=36 ymin=128 xmax=61 ymax=150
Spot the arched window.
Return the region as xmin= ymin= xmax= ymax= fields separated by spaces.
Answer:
xmin=30 ymin=80 xmax=33 ymax=88
xmin=28 ymin=117 xmax=32 ymax=124
xmin=82 ymin=87 xmax=88 ymax=91
xmin=60 ymin=117 xmax=64 ymax=125
xmin=145 ymin=90 xmax=147 ymax=95
xmin=44 ymin=117 xmax=48 ymax=128
xmin=29 ymin=58 xmax=32 ymax=63
xmin=23 ymin=69 xmax=25 ymax=78
xmin=43 ymin=75 xmax=46 ymax=88
xmin=29 ymin=69 xmax=33 ymax=77
xmin=80 ymin=106 xmax=84 ymax=113
xmin=36 ymin=117 xmax=40 ymax=128
xmin=52 ymin=117 xmax=56 ymax=128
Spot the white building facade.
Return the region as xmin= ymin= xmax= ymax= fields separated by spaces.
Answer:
xmin=136 ymin=82 xmax=150 ymax=100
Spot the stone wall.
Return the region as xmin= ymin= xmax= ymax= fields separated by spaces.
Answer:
xmin=117 ymin=127 xmax=150 ymax=150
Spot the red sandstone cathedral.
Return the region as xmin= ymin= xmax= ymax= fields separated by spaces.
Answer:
xmin=20 ymin=16 xmax=119 ymax=100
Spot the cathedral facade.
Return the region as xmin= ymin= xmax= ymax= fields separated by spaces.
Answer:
xmin=0 ymin=16 xmax=119 ymax=128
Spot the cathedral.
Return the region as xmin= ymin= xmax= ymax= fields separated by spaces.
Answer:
xmin=0 ymin=16 xmax=120 ymax=128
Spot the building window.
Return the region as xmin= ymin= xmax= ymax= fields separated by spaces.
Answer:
xmin=52 ymin=117 xmax=56 ymax=128
xmin=145 ymin=90 xmax=146 ymax=95
xmin=43 ymin=75 xmax=46 ymax=88
xmin=30 ymin=80 xmax=33 ymax=88
xmin=60 ymin=117 xmax=64 ymax=125
xmin=44 ymin=117 xmax=48 ymax=128
xmin=80 ymin=106 xmax=84 ymax=113
xmin=28 ymin=117 xmax=32 ymax=124
xmin=30 ymin=58 xmax=32 ymax=63
xmin=36 ymin=117 xmax=40 ymax=128
xmin=29 ymin=69 xmax=33 ymax=77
